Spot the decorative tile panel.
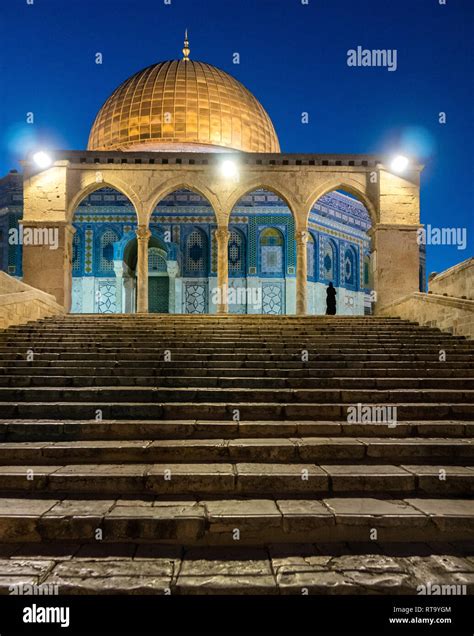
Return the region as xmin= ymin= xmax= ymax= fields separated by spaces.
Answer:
xmin=262 ymin=282 xmax=283 ymax=315
xmin=184 ymin=282 xmax=208 ymax=314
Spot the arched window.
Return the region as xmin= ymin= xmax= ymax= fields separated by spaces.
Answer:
xmin=185 ymin=228 xmax=207 ymax=276
xmin=307 ymin=233 xmax=316 ymax=280
xmin=320 ymin=237 xmax=338 ymax=285
xmin=148 ymin=248 xmax=167 ymax=272
xmin=228 ymin=228 xmax=245 ymax=276
xmin=72 ymin=231 xmax=81 ymax=274
xmin=260 ymin=227 xmax=284 ymax=276
xmin=343 ymin=246 xmax=358 ymax=290
xmin=99 ymin=229 xmax=119 ymax=273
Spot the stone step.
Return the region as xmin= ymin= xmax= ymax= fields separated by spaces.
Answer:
xmin=1 ymin=375 xmax=473 ymax=390
xmin=2 ymin=402 xmax=472 ymax=420
xmin=0 ymin=542 xmax=472 ymax=594
xmin=5 ymin=320 xmax=426 ymax=328
xmin=0 ymin=314 xmax=472 ymax=588
xmin=2 ymin=353 xmax=471 ymax=363
xmin=2 ymin=387 xmax=473 ymax=404
xmin=2 ymin=366 xmax=474 ymax=378
xmin=4 ymin=360 xmax=473 ymax=371
xmin=11 ymin=331 xmax=455 ymax=341
xmin=0 ymin=437 xmax=472 ymax=465
xmin=2 ymin=333 xmax=470 ymax=342
xmin=0 ymin=463 xmax=471 ymax=496
xmin=3 ymin=346 xmax=472 ymax=356
xmin=0 ymin=496 xmax=471 ymax=545
xmin=9 ymin=321 xmax=460 ymax=329
xmin=1 ymin=420 xmax=471 ymax=441
xmin=8 ymin=330 xmax=462 ymax=340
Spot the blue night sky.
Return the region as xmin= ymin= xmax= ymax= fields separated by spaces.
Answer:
xmin=1 ymin=0 xmax=472 ymax=275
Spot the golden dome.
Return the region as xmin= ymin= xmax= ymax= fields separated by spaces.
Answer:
xmin=88 ymin=53 xmax=280 ymax=153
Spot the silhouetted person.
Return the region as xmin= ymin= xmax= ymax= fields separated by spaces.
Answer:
xmin=326 ymin=282 xmax=336 ymax=315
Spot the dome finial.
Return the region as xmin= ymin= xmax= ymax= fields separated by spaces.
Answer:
xmin=182 ymin=29 xmax=190 ymax=61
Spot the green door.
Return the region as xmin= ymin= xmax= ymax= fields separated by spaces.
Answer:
xmin=148 ymin=276 xmax=169 ymax=313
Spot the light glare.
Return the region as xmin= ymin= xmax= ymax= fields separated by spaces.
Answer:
xmin=220 ymin=159 xmax=239 ymax=180
xmin=33 ymin=151 xmax=52 ymax=169
xmin=390 ymin=155 xmax=409 ymax=173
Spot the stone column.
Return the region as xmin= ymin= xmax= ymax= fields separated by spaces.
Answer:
xmin=113 ymin=261 xmax=124 ymax=314
xmin=215 ymin=227 xmax=230 ymax=314
xmin=136 ymin=225 xmax=151 ymax=313
xmin=21 ymin=221 xmax=75 ymax=311
xmin=295 ymin=229 xmax=309 ymax=315
xmin=167 ymin=261 xmax=179 ymax=314
xmin=370 ymin=224 xmax=421 ymax=312
xmin=123 ymin=274 xmax=135 ymax=313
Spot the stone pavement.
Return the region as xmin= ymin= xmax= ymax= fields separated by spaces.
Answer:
xmin=0 ymin=542 xmax=473 ymax=595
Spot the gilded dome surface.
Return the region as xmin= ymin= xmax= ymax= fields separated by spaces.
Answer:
xmin=87 ymin=58 xmax=280 ymax=153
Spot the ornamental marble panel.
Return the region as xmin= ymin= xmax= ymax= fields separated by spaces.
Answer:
xmin=71 ymin=278 xmax=83 ymax=314
xmin=96 ymin=279 xmax=117 ymax=314
xmin=228 ymin=278 xmax=247 ymax=314
xmin=262 ymin=282 xmax=284 ymax=315
xmin=184 ymin=281 xmax=208 ymax=314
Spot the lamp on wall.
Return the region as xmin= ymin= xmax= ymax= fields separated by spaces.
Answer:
xmin=32 ymin=151 xmax=52 ymax=169
xmin=220 ymin=159 xmax=239 ymax=181
xmin=390 ymin=155 xmax=410 ymax=173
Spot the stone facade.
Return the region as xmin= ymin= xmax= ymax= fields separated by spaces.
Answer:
xmin=17 ymin=151 xmax=423 ymax=314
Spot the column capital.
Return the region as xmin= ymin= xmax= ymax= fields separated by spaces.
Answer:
xmin=295 ymin=229 xmax=310 ymax=245
xmin=215 ymin=227 xmax=230 ymax=242
xmin=136 ymin=226 xmax=151 ymax=241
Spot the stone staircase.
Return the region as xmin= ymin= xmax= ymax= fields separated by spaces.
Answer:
xmin=0 ymin=314 xmax=473 ymax=594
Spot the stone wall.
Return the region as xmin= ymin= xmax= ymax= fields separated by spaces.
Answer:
xmin=380 ymin=292 xmax=474 ymax=339
xmin=429 ymin=257 xmax=473 ymax=300
xmin=0 ymin=272 xmax=64 ymax=330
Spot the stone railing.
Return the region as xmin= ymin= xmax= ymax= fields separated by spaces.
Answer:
xmin=428 ymin=257 xmax=473 ymax=300
xmin=380 ymin=292 xmax=474 ymax=339
xmin=0 ymin=272 xmax=64 ymax=330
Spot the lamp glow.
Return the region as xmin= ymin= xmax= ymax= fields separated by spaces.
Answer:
xmin=220 ymin=159 xmax=239 ymax=180
xmin=390 ymin=155 xmax=409 ymax=173
xmin=33 ymin=151 xmax=52 ymax=169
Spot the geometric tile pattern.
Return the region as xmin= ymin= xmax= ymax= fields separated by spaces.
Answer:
xmin=184 ymin=282 xmax=207 ymax=314
xmin=262 ymin=282 xmax=283 ymax=314
xmin=96 ymin=280 xmax=116 ymax=314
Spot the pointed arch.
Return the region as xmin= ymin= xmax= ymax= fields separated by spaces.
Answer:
xmin=306 ymin=178 xmax=377 ymax=225
xmin=67 ymin=178 xmax=141 ymax=222
xmin=227 ymin=181 xmax=298 ymax=219
xmin=146 ymin=178 xmax=219 ymax=221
